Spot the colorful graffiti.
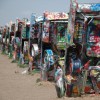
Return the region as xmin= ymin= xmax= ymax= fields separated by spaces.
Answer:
xmin=78 ymin=4 xmax=100 ymax=12
xmin=66 ymin=0 xmax=78 ymax=44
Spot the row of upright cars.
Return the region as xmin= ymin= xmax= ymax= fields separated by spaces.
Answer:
xmin=0 ymin=0 xmax=100 ymax=98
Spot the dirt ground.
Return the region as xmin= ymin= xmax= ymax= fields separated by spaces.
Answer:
xmin=0 ymin=51 xmax=100 ymax=100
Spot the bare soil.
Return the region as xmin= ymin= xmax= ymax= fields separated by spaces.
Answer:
xmin=0 ymin=51 xmax=100 ymax=100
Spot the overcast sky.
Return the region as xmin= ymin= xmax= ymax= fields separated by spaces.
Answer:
xmin=0 ymin=0 xmax=100 ymax=26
